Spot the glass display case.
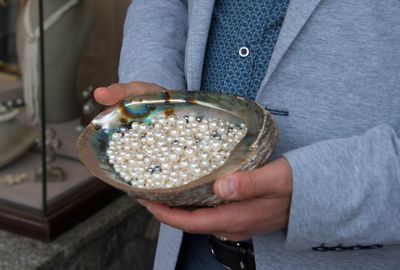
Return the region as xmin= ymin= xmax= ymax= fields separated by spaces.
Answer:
xmin=0 ymin=0 xmax=130 ymax=241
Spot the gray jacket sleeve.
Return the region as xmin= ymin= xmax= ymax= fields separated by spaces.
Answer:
xmin=283 ymin=124 xmax=400 ymax=250
xmin=118 ymin=0 xmax=188 ymax=90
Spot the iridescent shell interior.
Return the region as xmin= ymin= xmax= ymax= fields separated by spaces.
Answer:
xmin=76 ymin=91 xmax=278 ymax=206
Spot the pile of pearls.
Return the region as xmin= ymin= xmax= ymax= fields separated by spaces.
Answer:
xmin=106 ymin=114 xmax=247 ymax=189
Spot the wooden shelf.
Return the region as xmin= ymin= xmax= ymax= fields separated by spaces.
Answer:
xmin=0 ymin=179 xmax=121 ymax=242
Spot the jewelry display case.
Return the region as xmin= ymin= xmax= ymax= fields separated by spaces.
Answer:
xmin=0 ymin=0 xmax=130 ymax=241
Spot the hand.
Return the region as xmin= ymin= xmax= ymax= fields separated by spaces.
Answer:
xmin=138 ymin=157 xmax=293 ymax=241
xmin=94 ymin=81 xmax=165 ymax=106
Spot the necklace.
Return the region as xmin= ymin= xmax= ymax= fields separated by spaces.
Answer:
xmin=0 ymin=104 xmax=19 ymax=122
xmin=21 ymin=0 xmax=80 ymax=125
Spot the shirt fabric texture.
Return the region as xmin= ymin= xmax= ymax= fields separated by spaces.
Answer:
xmin=201 ymin=0 xmax=290 ymax=100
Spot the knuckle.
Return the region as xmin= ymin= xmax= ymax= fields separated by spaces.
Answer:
xmin=230 ymin=219 xmax=247 ymax=235
xmin=237 ymin=172 xmax=258 ymax=198
xmin=183 ymin=223 xmax=200 ymax=234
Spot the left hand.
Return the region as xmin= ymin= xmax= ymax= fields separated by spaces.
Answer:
xmin=138 ymin=157 xmax=293 ymax=241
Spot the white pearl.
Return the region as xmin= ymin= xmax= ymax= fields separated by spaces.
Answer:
xmin=169 ymin=153 xmax=179 ymax=162
xmin=172 ymin=146 xmax=183 ymax=154
xmin=211 ymin=141 xmax=222 ymax=151
xmin=107 ymin=115 xmax=247 ymax=189
xmin=158 ymin=118 xmax=166 ymax=125
xmin=184 ymin=148 xmax=195 ymax=157
xmin=170 ymin=129 xmax=178 ymax=137
xmin=177 ymin=119 xmax=185 ymax=125
xmin=209 ymin=120 xmax=218 ymax=130
xmin=167 ymin=115 xmax=176 ymax=125
xmin=138 ymin=123 xmax=147 ymax=132
xmin=130 ymin=141 xmax=140 ymax=149
xmin=179 ymin=172 xmax=188 ymax=179
xmin=130 ymin=122 xmax=139 ymax=129
xmin=180 ymin=160 xmax=189 ymax=169
xmin=143 ymin=157 xmax=152 ymax=165
xmin=193 ymin=167 xmax=202 ymax=175
xmin=200 ymin=160 xmax=209 ymax=167
xmin=112 ymin=132 xmax=122 ymax=140
xmin=186 ymin=138 xmax=195 ymax=146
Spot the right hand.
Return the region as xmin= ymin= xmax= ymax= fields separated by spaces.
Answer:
xmin=94 ymin=81 xmax=166 ymax=106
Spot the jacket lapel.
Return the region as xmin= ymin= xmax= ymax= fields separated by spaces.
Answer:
xmin=185 ymin=0 xmax=215 ymax=90
xmin=257 ymin=0 xmax=322 ymax=99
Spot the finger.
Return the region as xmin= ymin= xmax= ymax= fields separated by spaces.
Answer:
xmin=214 ymin=157 xmax=292 ymax=200
xmin=94 ymin=84 xmax=128 ymax=106
xmin=94 ymin=82 xmax=165 ymax=106
xmin=138 ymin=199 xmax=233 ymax=234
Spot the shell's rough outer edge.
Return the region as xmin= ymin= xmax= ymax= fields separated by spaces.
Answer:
xmin=76 ymin=91 xmax=278 ymax=207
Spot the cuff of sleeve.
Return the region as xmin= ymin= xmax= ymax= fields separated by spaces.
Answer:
xmin=282 ymin=147 xmax=325 ymax=250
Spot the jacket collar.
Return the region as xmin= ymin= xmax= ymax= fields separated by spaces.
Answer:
xmin=185 ymin=0 xmax=215 ymax=90
xmin=257 ymin=0 xmax=322 ymax=99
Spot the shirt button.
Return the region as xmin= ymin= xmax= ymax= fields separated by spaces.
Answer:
xmin=239 ymin=46 xmax=250 ymax=57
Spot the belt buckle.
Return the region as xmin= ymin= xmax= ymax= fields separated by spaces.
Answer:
xmin=208 ymin=235 xmax=255 ymax=270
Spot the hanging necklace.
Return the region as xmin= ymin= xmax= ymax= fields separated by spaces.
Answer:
xmin=21 ymin=0 xmax=80 ymax=125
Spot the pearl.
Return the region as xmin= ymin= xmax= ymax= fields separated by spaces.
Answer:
xmin=211 ymin=141 xmax=222 ymax=151
xmin=184 ymin=148 xmax=195 ymax=157
xmin=180 ymin=160 xmax=189 ymax=169
xmin=145 ymin=135 xmax=155 ymax=145
xmin=190 ymin=162 xmax=199 ymax=169
xmin=158 ymin=118 xmax=166 ymax=125
xmin=186 ymin=138 xmax=195 ymax=146
xmin=193 ymin=167 xmax=202 ymax=175
xmin=188 ymin=115 xmax=196 ymax=123
xmin=170 ymin=153 xmax=179 ymax=162
xmin=138 ymin=124 xmax=147 ymax=132
xmin=209 ymin=120 xmax=218 ymax=130
xmin=172 ymin=146 xmax=183 ymax=154
xmin=111 ymin=133 xmax=122 ymax=140
xmin=177 ymin=119 xmax=186 ymax=126
xmin=130 ymin=122 xmax=139 ymax=129
xmin=170 ymin=129 xmax=179 ymax=137
xmin=107 ymin=114 xmax=247 ymax=189
xmin=167 ymin=115 xmax=176 ymax=125
xmin=199 ymin=123 xmax=208 ymax=131
xmin=144 ymin=157 xmax=152 ymax=165
xmin=200 ymin=160 xmax=209 ymax=167
xmin=130 ymin=141 xmax=140 ymax=149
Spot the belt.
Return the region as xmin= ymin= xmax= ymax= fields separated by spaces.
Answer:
xmin=208 ymin=235 xmax=256 ymax=270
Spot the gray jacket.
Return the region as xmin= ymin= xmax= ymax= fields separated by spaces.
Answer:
xmin=119 ymin=0 xmax=400 ymax=269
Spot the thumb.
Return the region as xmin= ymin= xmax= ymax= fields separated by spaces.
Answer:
xmin=213 ymin=170 xmax=263 ymax=201
xmin=213 ymin=158 xmax=293 ymax=201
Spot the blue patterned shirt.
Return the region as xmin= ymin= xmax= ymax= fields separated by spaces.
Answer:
xmin=201 ymin=0 xmax=290 ymax=100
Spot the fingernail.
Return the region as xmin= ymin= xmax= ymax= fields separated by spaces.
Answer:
xmin=217 ymin=177 xmax=236 ymax=199
xmin=137 ymin=199 xmax=147 ymax=207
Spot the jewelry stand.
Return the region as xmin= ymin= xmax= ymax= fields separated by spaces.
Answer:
xmin=0 ymin=117 xmax=121 ymax=241
xmin=0 ymin=0 xmax=121 ymax=242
